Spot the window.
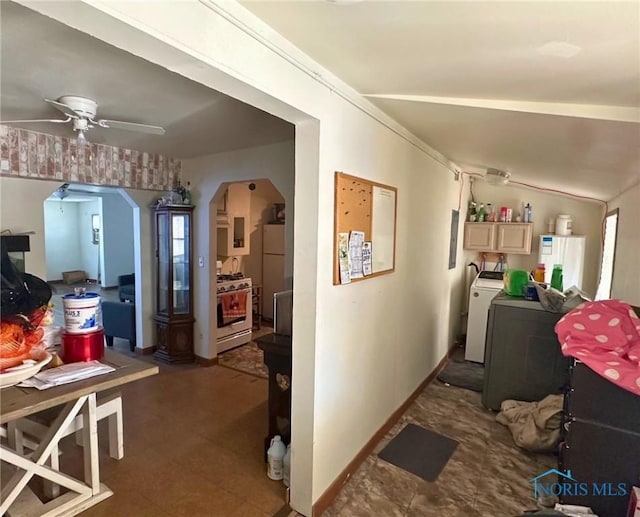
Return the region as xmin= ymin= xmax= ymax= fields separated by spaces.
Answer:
xmin=595 ymin=209 xmax=619 ymax=300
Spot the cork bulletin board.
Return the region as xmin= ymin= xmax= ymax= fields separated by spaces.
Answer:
xmin=333 ymin=172 xmax=397 ymax=285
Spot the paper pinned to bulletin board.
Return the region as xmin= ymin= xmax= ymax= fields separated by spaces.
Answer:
xmin=333 ymin=172 xmax=397 ymax=285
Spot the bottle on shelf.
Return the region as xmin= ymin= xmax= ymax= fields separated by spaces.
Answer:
xmin=477 ymin=203 xmax=486 ymax=222
xmin=468 ymin=201 xmax=477 ymax=222
xmin=184 ymin=181 xmax=193 ymax=205
xmin=486 ymin=203 xmax=493 ymax=221
xmin=534 ymin=263 xmax=546 ymax=283
xmin=551 ymin=264 xmax=563 ymax=291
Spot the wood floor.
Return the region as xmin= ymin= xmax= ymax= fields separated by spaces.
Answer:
xmin=55 ymin=352 xmax=286 ymax=516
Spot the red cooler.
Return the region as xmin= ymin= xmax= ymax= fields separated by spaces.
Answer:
xmin=61 ymin=328 xmax=105 ymax=362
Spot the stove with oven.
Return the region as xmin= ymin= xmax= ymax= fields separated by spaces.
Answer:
xmin=216 ymin=274 xmax=253 ymax=353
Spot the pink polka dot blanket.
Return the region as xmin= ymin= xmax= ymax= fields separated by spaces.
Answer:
xmin=555 ymin=300 xmax=640 ymax=396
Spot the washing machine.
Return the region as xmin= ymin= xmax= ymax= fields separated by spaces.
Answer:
xmin=465 ymin=271 xmax=504 ymax=363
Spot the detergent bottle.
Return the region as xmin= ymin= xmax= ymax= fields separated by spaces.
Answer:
xmin=551 ymin=264 xmax=563 ymax=292
xmin=267 ymin=435 xmax=286 ymax=480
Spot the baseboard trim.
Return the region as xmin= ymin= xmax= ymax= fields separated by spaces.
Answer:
xmin=311 ymin=345 xmax=456 ymax=517
xmin=135 ymin=346 xmax=156 ymax=356
xmin=195 ymin=355 xmax=219 ymax=367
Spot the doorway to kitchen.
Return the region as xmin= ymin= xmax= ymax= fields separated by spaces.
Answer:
xmin=212 ymin=179 xmax=288 ymax=377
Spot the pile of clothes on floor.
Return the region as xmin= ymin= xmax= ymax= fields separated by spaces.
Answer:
xmin=495 ymin=394 xmax=563 ymax=452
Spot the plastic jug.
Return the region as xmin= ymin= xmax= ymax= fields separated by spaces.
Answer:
xmin=267 ymin=435 xmax=286 ymax=480
xmin=503 ymin=269 xmax=530 ymax=297
xmin=555 ymin=215 xmax=572 ymax=236
xmin=283 ymin=444 xmax=291 ymax=487
xmin=551 ymin=264 xmax=563 ymax=292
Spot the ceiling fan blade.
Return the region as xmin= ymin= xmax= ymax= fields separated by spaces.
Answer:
xmin=97 ymin=119 xmax=165 ymax=135
xmin=0 ymin=118 xmax=70 ymax=124
xmin=44 ymin=98 xmax=80 ymax=118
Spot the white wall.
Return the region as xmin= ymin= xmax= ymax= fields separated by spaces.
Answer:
xmin=42 ymin=198 xmax=103 ymax=282
xmin=465 ymin=181 xmax=604 ymax=296
xmin=43 ymin=200 xmax=81 ymax=281
xmin=101 ymin=194 xmax=135 ymax=287
xmin=1 ymin=177 xmax=62 ymax=279
xmin=119 ymin=188 xmax=162 ymax=352
xmin=78 ymin=199 xmax=101 ymax=281
xmin=25 ymin=3 xmax=470 ymax=514
xmin=608 ymin=183 xmax=640 ymax=306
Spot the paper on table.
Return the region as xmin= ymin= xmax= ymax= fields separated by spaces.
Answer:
xmin=17 ymin=361 xmax=115 ymax=390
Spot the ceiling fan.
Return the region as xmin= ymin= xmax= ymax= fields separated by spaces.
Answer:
xmin=0 ymin=96 xmax=166 ymax=144
xmin=52 ymin=182 xmax=116 ymax=200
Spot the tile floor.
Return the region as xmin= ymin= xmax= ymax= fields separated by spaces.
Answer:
xmin=217 ymin=328 xmax=273 ymax=379
xmin=318 ymin=379 xmax=556 ymax=517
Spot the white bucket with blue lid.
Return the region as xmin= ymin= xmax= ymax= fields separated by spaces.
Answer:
xmin=62 ymin=288 xmax=102 ymax=334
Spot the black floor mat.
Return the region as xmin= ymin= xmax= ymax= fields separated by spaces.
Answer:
xmin=436 ymin=358 xmax=484 ymax=392
xmin=378 ymin=423 xmax=458 ymax=481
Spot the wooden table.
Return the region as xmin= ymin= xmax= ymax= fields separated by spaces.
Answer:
xmin=0 ymin=350 xmax=158 ymax=516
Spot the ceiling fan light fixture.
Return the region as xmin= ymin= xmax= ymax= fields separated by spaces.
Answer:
xmin=485 ymin=168 xmax=511 ymax=186
xmin=58 ymin=95 xmax=97 ymax=119
xmin=76 ymin=129 xmax=88 ymax=147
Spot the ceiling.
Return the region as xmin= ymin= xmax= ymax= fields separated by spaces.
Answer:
xmin=1 ymin=2 xmax=637 ymax=200
xmin=0 ymin=1 xmax=294 ymax=159
xmin=242 ymin=1 xmax=640 ymax=201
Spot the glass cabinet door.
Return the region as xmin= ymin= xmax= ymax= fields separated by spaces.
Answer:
xmin=171 ymin=213 xmax=190 ymax=314
xmin=157 ymin=213 xmax=169 ymax=314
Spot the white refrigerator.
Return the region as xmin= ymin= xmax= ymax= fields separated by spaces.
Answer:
xmin=262 ymin=224 xmax=285 ymax=320
xmin=538 ymin=235 xmax=586 ymax=290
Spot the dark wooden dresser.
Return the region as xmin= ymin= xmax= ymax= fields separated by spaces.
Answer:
xmin=559 ymin=305 xmax=640 ymax=517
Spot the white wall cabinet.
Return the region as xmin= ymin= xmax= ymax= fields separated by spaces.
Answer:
xmin=463 ymin=222 xmax=532 ymax=254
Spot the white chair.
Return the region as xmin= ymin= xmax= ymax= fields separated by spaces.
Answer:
xmin=7 ymin=392 xmax=123 ymax=498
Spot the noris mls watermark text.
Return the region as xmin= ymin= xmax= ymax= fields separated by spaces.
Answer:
xmin=530 ymin=469 xmax=628 ymax=500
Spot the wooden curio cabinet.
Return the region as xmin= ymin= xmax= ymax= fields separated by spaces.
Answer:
xmin=154 ymin=205 xmax=195 ymax=363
